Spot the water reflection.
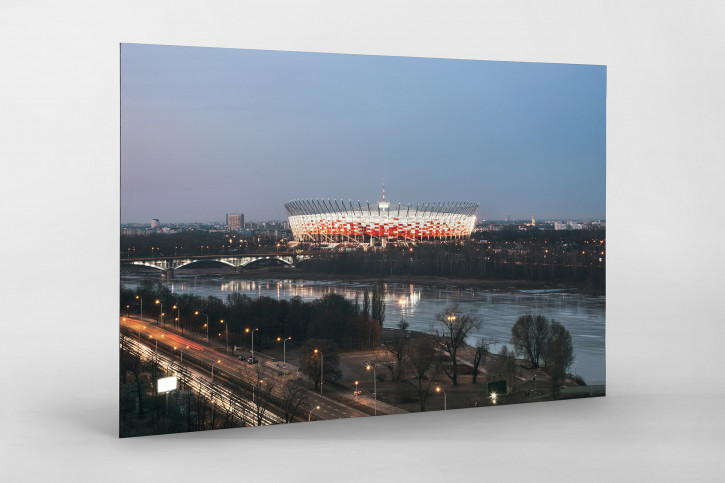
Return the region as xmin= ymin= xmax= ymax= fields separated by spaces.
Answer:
xmin=124 ymin=273 xmax=605 ymax=384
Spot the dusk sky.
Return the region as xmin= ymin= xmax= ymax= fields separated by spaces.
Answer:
xmin=121 ymin=44 xmax=605 ymax=223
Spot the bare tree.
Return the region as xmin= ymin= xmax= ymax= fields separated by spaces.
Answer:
xmin=371 ymin=283 xmax=385 ymax=328
xmin=431 ymin=305 xmax=480 ymax=385
xmin=405 ymin=337 xmax=441 ymax=411
xmin=252 ymin=365 xmax=278 ymax=426
xmin=298 ymin=338 xmax=342 ymax=391
xmin=362 ymin=289 xmax=370 ymax=320
xmin=543 ymin=321 xmax=574 ymax=400
xmin=511 ymin=314 xmax=550 ymax=368
xmin=471 ymin=337 xmax=491 ymax=384
xmin=382 ymin=318 xmax=410 ymax=380
xmin=281 ymin=381 xmax=309 ymax=423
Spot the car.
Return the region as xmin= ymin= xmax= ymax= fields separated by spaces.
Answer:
xmin=246 ymin=357 xmax=259 ymax=364
xmin=353 ymin=390 xmax=362 ymax=396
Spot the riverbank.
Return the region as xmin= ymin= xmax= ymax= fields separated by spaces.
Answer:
xmin=126 ymin=265 xmax=604 ymax=295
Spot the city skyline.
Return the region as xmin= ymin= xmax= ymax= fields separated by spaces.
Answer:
xmin=121 ymin=44 xmax=606 ymax=223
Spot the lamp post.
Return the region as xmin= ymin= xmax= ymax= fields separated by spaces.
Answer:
xmin=126 ymin=305 xmax=130 ymax=318
xmin=355 ymin=380 xmax=359 ymax=399
xmin=174 ymin=345 xmax=188 ymax=364
xmin=533 ymin=374 xmax=537 ymax=395
xmin=149 ymin=334 xmax=158 ymax=354
xmin=155 ymin=299 xmax=163 ymax=326
xmin=211 ymin=359 xmax=221 ymax=383
xmin=245 ymin=328 xmax=259 ymax=358
xmin=436 ymin=386 xmax=447 ymax=410
xmin=195 ymin=311 xmax=209 ymax=341
xmin=135 ymin=295 xmax=143 ymax=321
xmin=173 ymin=305 xmax=179 ymax=329
xmin=220 ymin=319 xmax=228 ymax=354
xmin=314 ymin=349 xmax=324 ymax=394
xmin=366 ymin=362 xmax=377 ymax=415
xmin=309 ymin=405 xmax=321 ymax=422
xmin=252 ymin=378 xmax=265 ymax=404
xmin=277 ymin=337 xmax=292 ymax=367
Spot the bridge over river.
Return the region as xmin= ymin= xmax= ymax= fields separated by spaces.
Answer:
xmin=121 ymin=252 xmax=317 ymax=273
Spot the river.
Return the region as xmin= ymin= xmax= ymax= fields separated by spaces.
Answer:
xmin=121 ymin=272 xmax=605 ymax=385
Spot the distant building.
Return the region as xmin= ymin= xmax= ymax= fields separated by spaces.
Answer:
xmin=150 ymin=218 xmax=160 ymax=229
xmin=227 ymin=213 xmax=244 ymax=231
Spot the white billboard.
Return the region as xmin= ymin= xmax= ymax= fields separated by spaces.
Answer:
xmin=157 ymin=376 xmax=177 ymax=393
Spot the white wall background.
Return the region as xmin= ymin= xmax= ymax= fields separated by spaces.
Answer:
xmin=1 ymin=1 xmax=723 ymax=481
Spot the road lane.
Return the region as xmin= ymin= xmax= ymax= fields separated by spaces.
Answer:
xmin=121 ymin=317 xmax=368 ymax=421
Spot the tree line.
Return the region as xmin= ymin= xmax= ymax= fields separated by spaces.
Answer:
xmin=121 ymin=280 xmax=386 ymax=351
xmin=297 ymin=228 xmax=605 ymax=291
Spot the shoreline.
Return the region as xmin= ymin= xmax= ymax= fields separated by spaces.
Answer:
xmin=122 ymin=266 xmax=604 ymax=296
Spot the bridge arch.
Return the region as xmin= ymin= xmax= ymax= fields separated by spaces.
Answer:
xmin=123 ymin=254 xmax=300 ymax=271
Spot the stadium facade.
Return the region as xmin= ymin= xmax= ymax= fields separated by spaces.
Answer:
xmin=285 ymin=193 xmax=478 ymax=244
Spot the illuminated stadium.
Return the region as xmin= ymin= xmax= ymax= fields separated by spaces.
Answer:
xmin=285 ymin=190 xmax=478 ymax=244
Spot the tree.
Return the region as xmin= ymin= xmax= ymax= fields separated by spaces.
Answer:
xmin=371 ymin=283 xmax=385 ymax=328
xmin=298 ymin=338 xmax=342 ymax=390
xmin=251 ymin=367 xmax=278 ymax=426
xmin=431 ymin=305 xmax=480 ymax=385
xmin=544 ymin=321 xmax=574 ymax=400
xmin=471 ymin=337 xmax=490 ymax=384
xmin=405 ymin=337 xmax=440 ymax=411
xmin=281 ymin=381 xmax=309 ymax=423
xmin=510 ymin=314 xmax=550 ymax=368
xmin=362 ymin=289 xmax=370 ymax=320
xmin=382 ymin=318 xmax=410 ymax=380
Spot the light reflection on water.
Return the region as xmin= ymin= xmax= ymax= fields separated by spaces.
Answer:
xmin=122 ymin=273 xmax=605 ymax=384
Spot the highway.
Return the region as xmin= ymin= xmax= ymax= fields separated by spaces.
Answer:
xmin=121 ymin=334 xmax=283 ymax=425
xmin=120 ymin=317 xmax=369 ymax=422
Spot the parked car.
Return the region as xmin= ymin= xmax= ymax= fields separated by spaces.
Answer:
xmin=246 ymin=357 xmax=259 ymax=365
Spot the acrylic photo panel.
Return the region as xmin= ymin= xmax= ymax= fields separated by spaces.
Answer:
xmin=120 ymin=44 xmax=605 ymax=437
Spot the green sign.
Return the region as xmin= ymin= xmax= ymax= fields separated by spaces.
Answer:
xmin=487 ymin=380 xmax=507 ymax=396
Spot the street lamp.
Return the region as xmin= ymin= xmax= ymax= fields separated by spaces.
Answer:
xmin=314 ymin=349 xmax=324 ymax=394
xmin=277 ymin=336 xmax=292 ymax=367
xmin=447 ymin=314 xmax=456 ymax=324
xmin=436 ymin=386 xmax=447 ymax=410
xmin=211 ymin=359 xmax=221 ymax=383
xmin=195 ymin=311 xmax=209 ymax=341
xmin=309 ymin=405 xmax=321 ymax=422
xmin=174 ymin=345 xmax=189 ymax=364
xmin=245 ymin=328 xmax=259 ymax=358
xmin=490 ymin=392 xmax=498 ymax=405
xmin=366 ymin=362 xmax=377 ymax=415
xmin=135 ymin=295 xmax=143 ymax=321
xmin=149 ymin=334 xmax=158 ymax=354
xmin=355 ymin=380 xmax=359 ymax=399
xmin=220 ymin=319 xmax=228 ymax=354
xmin=126 ymin=305 xmax=130 ymax=318
xmin=155 ymin=299 xmax=163 ymax=326
xmin=252 ymin=378 xmax=265 ymax=404
xmin=173 ymin=305 xmax=179 ymax=329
